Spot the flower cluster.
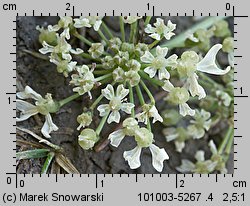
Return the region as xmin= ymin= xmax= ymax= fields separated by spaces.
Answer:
xmin=17 ymin=16 xmax=233 ymax=173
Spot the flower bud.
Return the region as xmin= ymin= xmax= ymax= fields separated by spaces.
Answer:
xmin=37 ymin=26 xmax=57 ymax=46
xmin=161 ymin=109 xmax=181 ymax=126
xmin=134 ymin=128 xmax=153 ymax=148
xmin=78 ymin=128 xmax=99 ymax=150
xmin=88 ymin=43 xmax=104 ymax=58
xmin=213 ymin=20 xmax=231 ymax=38
xmin=222 ymin=37 xmax=233 ymax=53
xmin=77 ymin=111 xmax=92 ymax=130
xmin=168 ymin=87 xmax=190 ymax=105
xmin=121 ymin=42 xmax=135 ymax=54
xmin=109 ymin=37 xmax=122 ymax=53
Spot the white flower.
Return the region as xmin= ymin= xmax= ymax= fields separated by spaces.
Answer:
xmin=163 ymin=80 xmax=195 ymax=117
xmin=73 ymin=17 xmax=91 ymax=28
xmin=85 ymin=16 xmax=103 ymax=31
xmin=39 ymin=35 xmax=83 ymax=62
xmin=97 ymin=84 xmax=135 ymax=124
xmin=145 ymin=18 xmax=176 ymax=40
xmin=177 ymin=44 xmax=231 ymax=100
xmin=70 ymin=65 xmax=95 ymax=98
xmin=197 ymin=44 xmax=231 ymax=75
xmin=136 ymin=104 xmax=163 ymax=124
xmin=123 ymin=16 xmax=142 ymax=24
xmin=209 ymin=140 xmax=227 ymax=174
xmin=77 ymin=111 xmax=92 ymax=130
xmin=108 ymin=118 xmax=139 ymax=147
xmin=16 ymin=86 xmax=58 ymax=138
xmin=141 ymin=46 xmax=178 ymax=80
xmin=50 ymin=56 xmax=77 ymax=77
xmin=187 ymin=109 xmax=211 ymax=139
xmin=176 ymin=150 xmax=217 ymax=174
xmin=48 ymin=16 xmax=73 ymax=39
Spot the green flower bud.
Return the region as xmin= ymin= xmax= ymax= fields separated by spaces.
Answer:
xmin=168 ymin=87 xmax=190 ymax=105
xmin=37 ymin=26 xmax=57 ymax=46
xmin=88 ymin=43 xmax=104 ymax=58
xmin=124 ymin=70 xmax=140 ymax=87
xmin=134 ymin=128 xmax=153 ymax=148
xmin=112 ymin=67 xmax=125 ymax=82
xmin=135 ymin=43 xmax=149 ymax=56
xmin=213 ymin=20 xmax=231 ymax=37
xmin=113 ymin=51 xmax=129 ymax=66
xmin=222 ymin=37 xmax=233 ymax=53
xmin=195 ymin=29 xmax=211 ymax=51
xmin=161 ymin=109 xmax=181 ymax=126
xmin=102 ymin=56 xmax=115 ymax=69
xmin=126 ymin=59 xmax=141 ymax=71
xmin=78 ymin=128 xmax=99 ymax=150
xmin=109 ymin=37 xmax=122 ymax=53
xmin=121 ymin=42 xmax=135 ymax=54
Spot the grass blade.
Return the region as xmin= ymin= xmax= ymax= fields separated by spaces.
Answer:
xmin=16 ymin=149 xmax=50 ymax=160
xmin=41 ymin=152 xmax=55 ymax=174
xmin=55 ymin=153 xmax=80 ymax=174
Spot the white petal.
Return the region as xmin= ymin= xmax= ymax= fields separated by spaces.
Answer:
xmin=140 ymin=51 xmax=154 ymax=63
xmin=162 ymin=80 xmax=174 ymax=92
xmin=195 ymin=150 xmax=205 ymax=162
xmin=73 ymin=17 xmax=91 ymax=28
xmin=209 ymin=140 xmax=218 ymax=155
xmin=197 ymin=44 xmax=231 ymax=75
xmin=149 ymin=106 xmax=163 ymax=123
xmin=17 ymin=86 xmax=42 ymax=100
xmin=145 ymin=24 xmax=156 ymax=34
xmin=188 ymin=74 xmax=206 ymax=99
xmin=93 ymin=20 xmax=102 ymax=31
xmin=116 ymin=84 xmax=129 ymax=100
xmin=61 ymin=28 xmax=70 ymax=40
xmin=70 ymin=48 xmax=83 ymax=54
xmin=121 ymin=103 xmax=135 ymax=114
xmin=41 ymin=114 xmax=59 ymax=138
xmin=62 ymin=53 xmax=72 ymax=61
xmin=108 ymin=129 xmax=126 ymax=147
xmin=39 ymin=41 xmax=54 ymax=54
xmin=123 ymin=146 xmax=142 ymax=169
xmin=166 ymin=134 xmax=179 ymax=142
xmin=102 ymin=84 xmax=115 ymax=100
xmin=158 ymin=68 xmax=170 ymax=80
xmin=179 ymin=103 xmax=195 ymax=117
xmin=107 ymin=111 xmax=121 ymax=124
xmin=175 ymin=141 xmax=185 ymax=153
xmin=16 ymin=100 xmax=38 ymax=121
xmin=165 ymin=54 xmax=178 ymax=68
xmin=228 ymin=52 xmax=234 ymax=67
xmin=149 ymin=33 xmax=161 ymax=40
xmin=97 ymin=104 xmax=110 ymax=117
xmin=149 ymin=144 xmax=169 ymax=172
xmin=176 ymin=160 xmax=195 ymax=173
xmin=156 ymin=46 xmax=168 ymax=57
xmin=144 ymin=67 xmax=157 ymax=78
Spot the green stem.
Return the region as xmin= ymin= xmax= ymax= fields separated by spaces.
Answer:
xmin=81 ymin=53 xmax=101 ymax=62
xmin=199 ymin=73 xmax=222 ymax=89
xmin=129 ymin=21 xmax=138 ymax=43
xmin=73 ymin=31 xmax=92 ymax=46
xmin=139 ymin=70 xmax=164 ymax=87
xmin=95 ymin=73 xmax=112 ymax=82
xmin=140 ymin=80 xmax=155 ymax=104
xmin=144 ymin=16 xmax=152 ymax=26
xmin=147 ymin=117 xmax=152 ymax=131
xmin=102 ymin=22 xmax=114 ymax=39
xmin=90 ymin=94 xmax=104 ymax=111
xmin=135 ymin=85 xmax=145 ymax=105
xmin=218 ymin=126 xmax=233 ymax=155
xmin=59 ymin=93 xmax=80 ymax=107
xmin=149 ymin=39 xmax=160 ymax=49
xmin=97 ymin=30 xmax=109 ymax=45
xmin=96 ymin=115 xmax=109 ymax=135
xmin=157 ymin=16 xmax=227 ymax=51
xmin=119 ymin=17 xmax=125 ymax=42
xmin=41 ymin=152 xmax=55 ymax=174
xmin=225 ymin=131 xmax=234 ymax=156
xmin=93 ymin=69 xmax=112 ymax=75
xmin=128 ymin=84 xmax=135 ymax=117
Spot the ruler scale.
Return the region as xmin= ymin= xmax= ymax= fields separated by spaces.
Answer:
xmin=1 ymin=0 xmax=249 ymax=205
